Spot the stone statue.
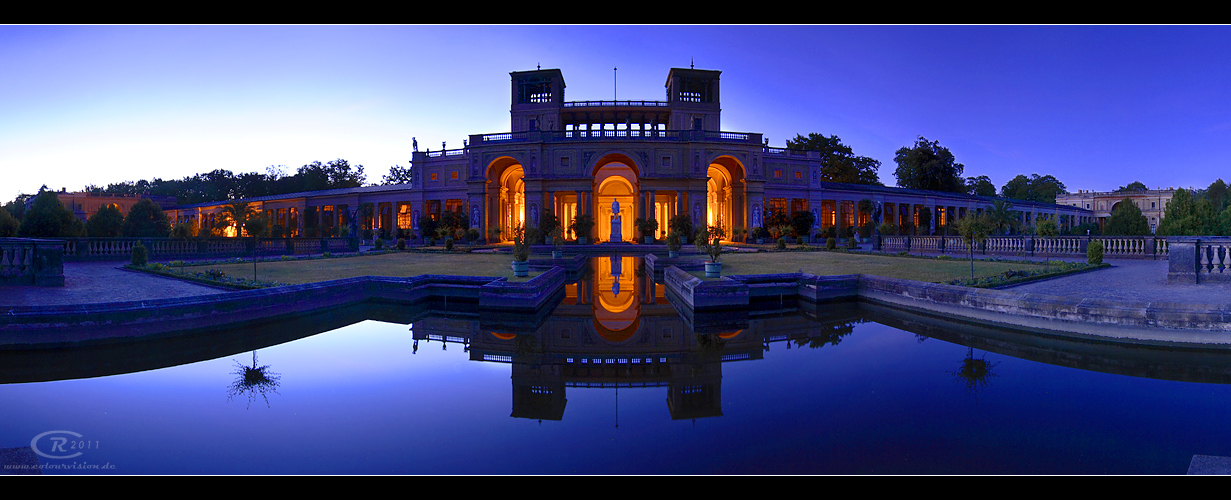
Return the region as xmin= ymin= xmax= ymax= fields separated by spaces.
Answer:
xmin=412 ymin=137 xmax=418 ymax=152
xmin=611 ymin=199 xmax=620 ymax=222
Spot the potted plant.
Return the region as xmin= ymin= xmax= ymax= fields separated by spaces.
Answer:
xmin=666 ymin=230 xmax=682 ymax=258
xmin=696 ymin=225 xmax=724 ymax=277
xmin=635 ymin=217 xmax=659 ymax=244
xmin=753 ymin=227 xmax=767 ymax=245
xmin=669 ymin=214 xmax=693 ymax=244
xmin=571 ymin=214 xmax=594 ymax=245
xmin=511 ymin=224 xmax=531 ymax=277
xmin=551 ymin=227 xmax=564 ymax=259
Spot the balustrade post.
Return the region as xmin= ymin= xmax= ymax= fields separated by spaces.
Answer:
xmin=1166 ymin=237 xmax=1199 ymax=283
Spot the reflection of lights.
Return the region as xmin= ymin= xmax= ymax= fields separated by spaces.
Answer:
xmin=491 ymin=332 xmax=517 ymax=340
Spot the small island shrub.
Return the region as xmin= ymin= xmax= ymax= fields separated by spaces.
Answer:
xmin=397 ymin=238 xmax=406 ymax=251
xmin=131 ymin=242 xmax=148 ymax=266
xmin=776 ymin=237 xmax=786 ymax=250
xmin=826 ymin=237 xmax=837 ymax=250
xmin=374 ymin=238 xmax=385 ymax=250
xmin=445 ymin=237 xmax=454 ymax=251
xmin=1087 ymin=239 xmax=1104 ymax=265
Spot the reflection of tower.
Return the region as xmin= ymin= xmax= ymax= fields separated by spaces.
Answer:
xmin=511 ymin=363 xmax=567 ymax=420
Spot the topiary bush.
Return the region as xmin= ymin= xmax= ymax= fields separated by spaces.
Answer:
xmin=374 ymin=238 xmax=384 ymax=250
xmin=445 ymin=237 xmax=454 ymax=251
xmin=131 ymin=242 xmax=148 ymax=266
xmin=1087 ymin=239 xmax=1104 ymax=264
xmin=826 ymin=237 xmax=837 ymax=250
xmin=776 ymin=237 xmax=787 ymax=250
xmin=397 ymin=237 xmax=406 ymax=251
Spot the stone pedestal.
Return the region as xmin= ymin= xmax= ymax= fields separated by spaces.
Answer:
xmin=610 ymin=220 xmax=622 ymax=243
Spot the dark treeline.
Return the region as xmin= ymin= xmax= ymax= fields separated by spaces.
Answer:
xmin=82 ymin=159 xmax=368 ymax=206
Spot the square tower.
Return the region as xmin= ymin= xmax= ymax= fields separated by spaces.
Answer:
xmin=665 ymin=68 xmax=721 ymax=131
xmin=510 ymin=68 xmax=565 ymax=132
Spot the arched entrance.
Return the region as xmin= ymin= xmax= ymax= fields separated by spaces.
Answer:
xmin=708 ymin=156 xmax=746 ymax=240
xmin=487 ymin=157 xmax=524 ymax=242
xmin=593 ymin=157 xmax=639 ymax=243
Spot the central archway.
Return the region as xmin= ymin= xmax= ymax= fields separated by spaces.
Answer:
xmin=593 ymin=159 xmax=639 ymax=244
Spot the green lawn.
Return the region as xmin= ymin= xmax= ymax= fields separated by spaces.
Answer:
xmin=185 ymin=248 xmax=1057 ymax=286
xmin=188 ymin=251 xmax=540 ymax=284
xmin=712 ymin=250 xmax=1055 ymax=283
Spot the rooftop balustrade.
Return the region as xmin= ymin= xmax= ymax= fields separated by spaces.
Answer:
xmin=468 ymin=129 xmax=763 ymax=146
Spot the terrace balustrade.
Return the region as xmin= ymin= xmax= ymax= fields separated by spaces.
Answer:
xmin=57 ymin=237 xmax=360 ymax=262
xmin=875 ymin=234 xmax=1169 ymax=260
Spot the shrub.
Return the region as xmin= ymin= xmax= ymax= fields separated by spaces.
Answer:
xmin=131 ymin=242 xmax=148 ymax=266
xmin=846 ymin=237 xmax=857 ymax=249
xmin=396 ymin=238 xmax=406 ymax=251
xmin=445 ymin=238 xmax=454 ymax=251
xmin=1087 ymin=239 xmax=1104 ymax=264
xmin=776 ymin=237 xmax=786 ymax=250
xmin=826 ymin=237 xmax=837 ymax=250
xmin=374 ymin=238 xmax=384 ymax=250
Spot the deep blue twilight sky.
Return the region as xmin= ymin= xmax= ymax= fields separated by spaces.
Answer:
xmin=4 ymin=25 xmax=1230 ymax=203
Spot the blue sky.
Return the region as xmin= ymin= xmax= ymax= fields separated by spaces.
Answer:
xmin=4 ymin=25 xmax=1230 ymax=204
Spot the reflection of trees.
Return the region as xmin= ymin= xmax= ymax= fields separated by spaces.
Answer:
xmin=794 ymin=321 xmax=857 ymax=348
xmin=227 ymin=351 xmax=281 ymax=409
xmin=952 ymin=346 xmax=997 ymax=395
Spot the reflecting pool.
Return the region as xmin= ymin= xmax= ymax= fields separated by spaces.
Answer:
xmin=5 ymin=256 xmax=1231 ymax=474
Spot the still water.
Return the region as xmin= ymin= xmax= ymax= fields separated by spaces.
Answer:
xmin=5 ymin=256 xmax=1231 ymax=474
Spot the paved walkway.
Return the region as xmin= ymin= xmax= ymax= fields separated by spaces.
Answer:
xmin=0 ymin=261 xmax=230 ymax=308
xmin=1000 ymin=258 xmax=1231 ymax=307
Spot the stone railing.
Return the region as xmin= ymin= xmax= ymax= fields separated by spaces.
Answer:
xmin=469 ymin=129 xmax=763 ymax=146
xmin=59 ymin=237 xmax=359 ymax=261
xmin=0 ymin=238 xmax=64 ymax=286
xmin=1167 ymin=237 xmax=1231 ymax=283
xmin=874 ymin=235 xmax=1168 ymax=260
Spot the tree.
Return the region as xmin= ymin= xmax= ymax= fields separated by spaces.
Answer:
xmin=0 ymin=206 xmax=18 ymax=237
xmin=1103 ymin=197 xmax=1150 ymax=236
xmin=786 ymin=133 xmax=882 ymax=185
xmin=216 ymin=200 xmax=259 ymax=237
xmin=965 ymin=175 xmax=996 ymax=197
xmin=893 ymin=136 xmax=965 ymax=193
xmin=1156 ymin=188 xmax=1216 ymax=236
xmin=86 ymin=204 xmax=125 ymax=237
xmin=984 ymin=199 xmax=1018 ymax=235
xmin=17 ymin=190 xmax=79 ymax=238
xmin=956 ymin=213 xmax=995 ymax=280
xmin=1000 ymin=174 xmax=1067 ymax=204
xmin=1116 ymin=181 xmax=1149 ymax=193
xmin=1204 ymin=179 xmax=1228 ymax=214
xmin=122 ymin=199 xmax=172 ymax=237
xmin=382 ymin=165 xmax=413 ymax=185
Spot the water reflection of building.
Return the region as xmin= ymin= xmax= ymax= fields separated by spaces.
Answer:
xmin=412 ymin=255 xmax=765 ymax=421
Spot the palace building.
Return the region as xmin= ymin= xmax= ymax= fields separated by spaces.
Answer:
xmin=169 ymin=67 xmax=1093 ymax=240
xmin=1056 ymin=188 xmax=1175 ymax=234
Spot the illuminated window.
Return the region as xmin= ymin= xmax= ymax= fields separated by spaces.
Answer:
xmin=450 ymin=171 xmax=458 ymax=180
xmin=774 ymin=169 xmax=782 ymax=179
xmin=430 ymin=172 xmax=437 ymax=181
xmin=794 ymin=171 xmax=802 ymax=180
